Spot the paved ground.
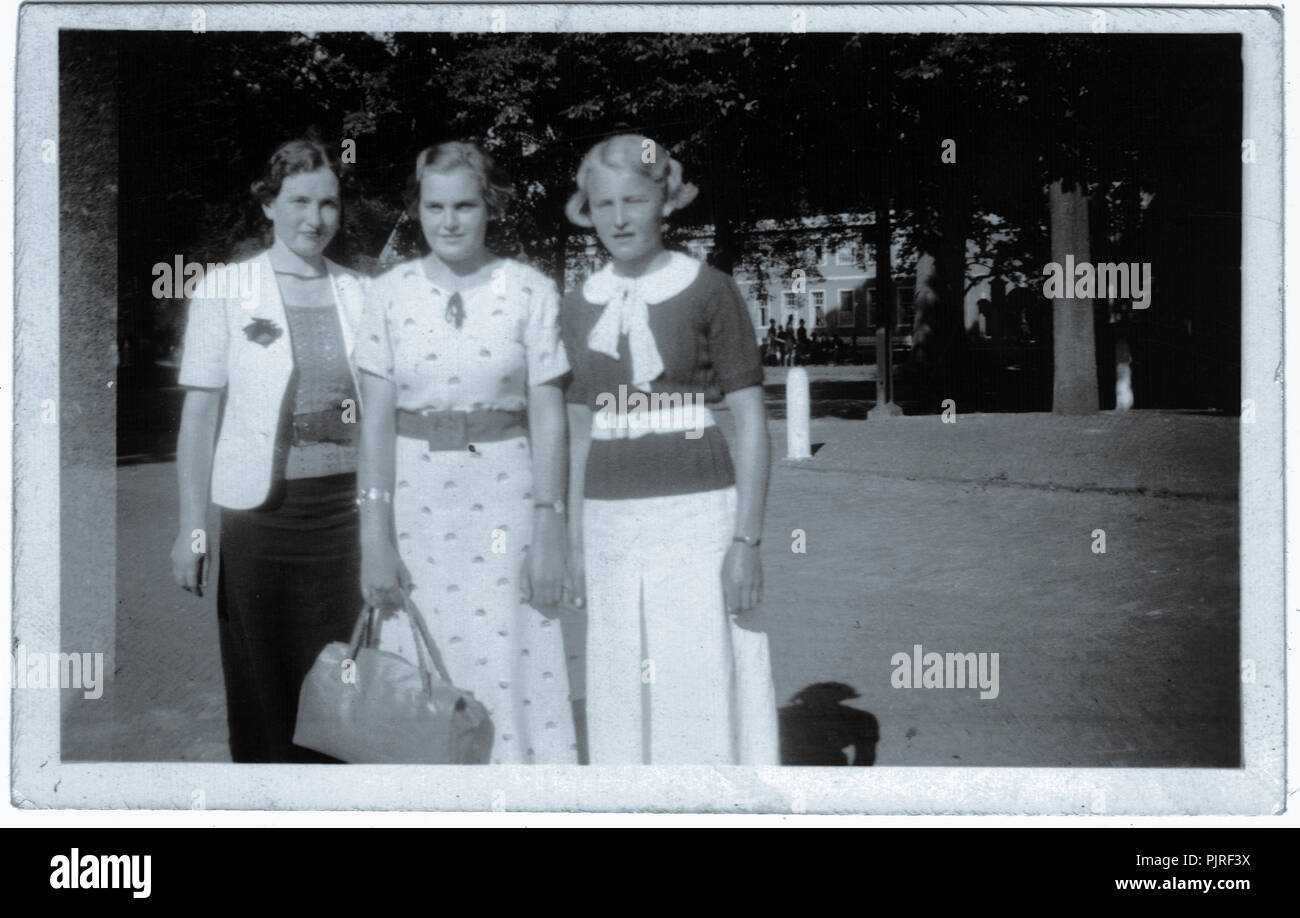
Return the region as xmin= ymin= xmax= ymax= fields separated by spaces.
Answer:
xmin=88 ymin=385 xmax=1240 ymax=767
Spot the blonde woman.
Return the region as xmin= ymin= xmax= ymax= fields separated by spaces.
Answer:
xmin=356 ymin=142 xmax=577 ymax=764
xmin=559 ymin=135 xmax=778 ymax=764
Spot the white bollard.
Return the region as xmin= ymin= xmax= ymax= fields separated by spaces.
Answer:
xmin=786 ymin=367 xmax=812 ymax=459
xmin=1115 ymin=339 xmax=1133 ymax=411
xmin=1115 ymin=362 xmax=1133 ymax=411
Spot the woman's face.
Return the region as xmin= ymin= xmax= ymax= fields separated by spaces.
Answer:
xmin=418 ymin=167 xmax=490 ymax=266
xmin=586 ymin=165 xmax=666 ymax=268
xmin=262 ymin=167 xmax=341 ymax=259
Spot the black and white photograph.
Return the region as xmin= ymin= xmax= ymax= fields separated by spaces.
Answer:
xmin=11 ymin=2 xmax=1285 ymax=813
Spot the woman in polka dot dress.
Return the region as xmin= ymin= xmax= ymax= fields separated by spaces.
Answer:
xmin=355 ymin=142 xmax=577 ymax=764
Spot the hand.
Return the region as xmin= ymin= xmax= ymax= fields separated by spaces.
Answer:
xmin=171 ymin=531 xmax=208 ymax=597
xmin=521 ymin=515 xmax=565 ymax=615
xmin=721 ymin=542 xmax=762 ymax=616
xmin=361 ymin=539 xmax=411 ymax=611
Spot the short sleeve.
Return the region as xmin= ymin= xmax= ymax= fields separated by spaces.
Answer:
xmin=524 ymin=275 xmax=570 ymax=388
xmin=706 ymin=272 xmax=764 ymax=395
xmin=353 ymin=275 xmax=396 ymax=381
xmin=177 ymin=296 xmax=229 ymax=389
xmin=557 ymin=293 xmax=589 ymax=406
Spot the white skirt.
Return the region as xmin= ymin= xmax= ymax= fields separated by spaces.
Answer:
xmin=583 ymin=486 xmax=780 ymax=765
xmin=376 ymin=433 xmax=578 ymax=765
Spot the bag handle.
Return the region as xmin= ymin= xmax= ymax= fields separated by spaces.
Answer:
xmin=347 ymin=605 xmax=378 ymax=661
xmin=401 ymin=593 xmax=456 ymax=690
xmin=346 ymin=598 xmax=456 ymax=698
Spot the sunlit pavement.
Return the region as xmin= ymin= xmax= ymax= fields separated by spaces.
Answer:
xmin=92 ymin=408 xmax=1238 ymax=766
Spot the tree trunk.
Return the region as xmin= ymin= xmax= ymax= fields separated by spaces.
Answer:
xmin=911 ymin=252 xmax=942 ymax=356
xmin=709 ymin=205 xmax=740 ymax=275
xmin=910 ymin=164 xmax=972 ymax=408
xmin=911 ymin=237 xmax=968 ymax=405
xmin=1049 ymin=179 xmax=1099 ymax=414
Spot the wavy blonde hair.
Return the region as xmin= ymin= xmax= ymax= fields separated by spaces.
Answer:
xmin=564 ymin=134 xmax=699 ymax=227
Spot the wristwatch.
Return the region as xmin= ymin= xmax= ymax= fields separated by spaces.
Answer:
xmin=535 ymin=499 xmax=565 ymax=516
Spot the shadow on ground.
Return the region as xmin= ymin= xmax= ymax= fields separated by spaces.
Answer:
xmin=778 ymin=682 xmax=879 ymax=766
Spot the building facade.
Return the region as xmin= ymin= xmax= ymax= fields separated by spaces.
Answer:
xmin=567 ymin=213 xmax=1005 ymax=350
xmin=580 ymin=214 xmax=921 ymax=347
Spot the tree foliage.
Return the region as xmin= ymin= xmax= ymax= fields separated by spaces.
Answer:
xmin=113 ymin=30 xmax=1239 ymax=409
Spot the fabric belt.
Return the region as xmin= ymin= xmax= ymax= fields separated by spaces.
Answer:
xmin=291 ymin=408 xmax=357 ymax=446
xmin=396 ymin=408 xmax=527 ymax=451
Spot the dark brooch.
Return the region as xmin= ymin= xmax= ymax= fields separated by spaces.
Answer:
xmin=444 ymin=291 xmax=466 ymax=330
xmin=243 ymin=318 xmax=283 ymax=347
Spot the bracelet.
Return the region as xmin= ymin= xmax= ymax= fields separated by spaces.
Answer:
xmin=355 ymin=488 xmax=392 ymax=506
xmin=733 ymin=535 xmax=761 ymax=547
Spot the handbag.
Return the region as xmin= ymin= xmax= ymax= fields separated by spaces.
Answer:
xmin=730 ymin=616 xmax=781 ymax=765
xmin=293 ymin=595 xmax=494 ymax=764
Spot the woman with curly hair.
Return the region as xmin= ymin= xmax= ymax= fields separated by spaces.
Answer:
xmin=172 ymin=138 xmax=368 ymax=762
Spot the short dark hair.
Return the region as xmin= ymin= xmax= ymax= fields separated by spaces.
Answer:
xmin=250 ymin=138 xmax=342 ymax=206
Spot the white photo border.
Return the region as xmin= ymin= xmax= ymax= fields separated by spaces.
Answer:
xmin=11 ymin=2 xmax=1284 ymax=815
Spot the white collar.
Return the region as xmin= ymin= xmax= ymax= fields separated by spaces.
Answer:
xmin=401 ymin=257 xmax=511 ymax=297
xmin=582 ymin=251 xmax=701 ymax=306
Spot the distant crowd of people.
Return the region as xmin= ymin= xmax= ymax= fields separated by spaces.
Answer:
xmin=762 ymin=317 xmax=853 ymax=366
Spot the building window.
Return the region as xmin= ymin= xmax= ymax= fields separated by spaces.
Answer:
xmin=836 ymin=244 xmax=855 ymax=266
xmin=812 ymin=290 xmax=826 ymax=327
xmin=838 ymin=290 xmax=855 ymax=326
xmin=759 ymin=305 xmax=767 ymax=325
xmin=866 ymin=280 xmax=914 ymax=331
xmin=896 ymin=284 xmax=916 ymax=332
xmin=783 ymin=291 xmax=801 ymax=313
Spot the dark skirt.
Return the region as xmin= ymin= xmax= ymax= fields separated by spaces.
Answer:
xmin=217 ymin=472 xmax=362 ymax=763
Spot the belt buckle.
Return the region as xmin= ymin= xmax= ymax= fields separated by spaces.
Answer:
xmin=424 ymin=410 xmax=468 ymax=450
